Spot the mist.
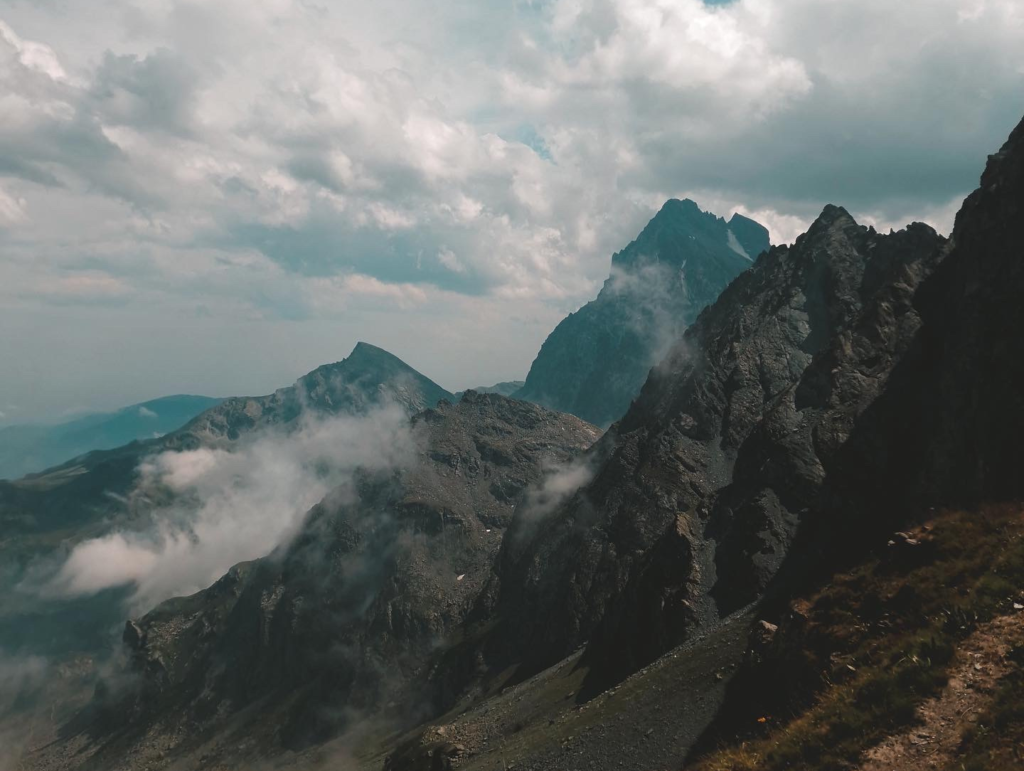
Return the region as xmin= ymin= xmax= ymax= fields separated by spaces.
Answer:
xmin=605 ymin=259 xmax=693 ymax=366
xmin=48 ymin=405 xmax=418 ymax=613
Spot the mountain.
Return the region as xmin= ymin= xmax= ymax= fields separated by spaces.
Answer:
xmin=0 ymin=395 xmax=223 ymax=480
xmin=0 ymin=343 xmax=455 ymax=658
xmin=72 ymin=393 xmax=601 ymax=768
xmin=513 ymin=200 xmax=770 ymax=427
xmin=477 ymin=207 xmax=946 ymax=687
xmin=165 ymin=342 xmax=453 ymax=448
xmin=379 ymin=115 xmax=1024 ymax=769
xmin=452 ymin=380 xmax=525 ymax=400
xmin=15 ymin=117 xmax=1024 ymax=771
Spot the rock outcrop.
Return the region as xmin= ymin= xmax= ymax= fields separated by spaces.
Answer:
xmin=514 ymin=200 xmax=769 ymax=427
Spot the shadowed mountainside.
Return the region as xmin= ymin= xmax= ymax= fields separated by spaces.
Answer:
xmin=514 ymin=200 xmax=769 ymax=427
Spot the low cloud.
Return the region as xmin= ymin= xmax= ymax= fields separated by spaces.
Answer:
xmin=518 ymin=457 xmax=597 ymax=525
xmin=49 ymin=405 xmax=417 ymax=612
xmin=0 ymin=651 xmax=47 ymax=715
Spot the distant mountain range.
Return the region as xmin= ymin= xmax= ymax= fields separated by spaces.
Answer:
xmin=0 ymin=395 xmax=222 ymax=480
xmin=452 ymin=380 xmax=524 ymax=401
xmin=514 ymin=200 xmax=770 ymax=426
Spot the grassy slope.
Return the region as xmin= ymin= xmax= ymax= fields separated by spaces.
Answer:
xmin=688 ymin=505 xmax=1024 ymax=771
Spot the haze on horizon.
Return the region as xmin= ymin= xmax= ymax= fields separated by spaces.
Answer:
xmin=1 ymin=0 xmax=1022 ymax=423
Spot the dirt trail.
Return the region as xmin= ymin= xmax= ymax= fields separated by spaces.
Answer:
xmin=858 ymin=610 xmax=1024 ymax=771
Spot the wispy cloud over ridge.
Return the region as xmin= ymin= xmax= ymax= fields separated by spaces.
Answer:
xmin=49 ymin=405 xmax=417 ymax=611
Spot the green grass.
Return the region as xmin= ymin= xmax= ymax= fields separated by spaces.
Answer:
xmin=691 ymin=505 xmax=1024 ymax=771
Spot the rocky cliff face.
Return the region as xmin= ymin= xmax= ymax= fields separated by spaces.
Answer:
xmin=378 ymin=118 xmax=1024 ymax=768
xmin=514 ymin=200 xmax=769 ymax=427
xmin=97 ymin=394 xmax=600 ymax=765
xmin=466 ymin=116 xmax=1024 ymax=697
xmin=477 ymin=205 xmax=946 ymax=684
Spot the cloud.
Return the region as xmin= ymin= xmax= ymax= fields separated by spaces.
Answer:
xmin=49 ymin=405 xmax=418 ymax=611
xmin=0 ymin=0 xmax=1022 ymax=419
xmin=0 ymin=651 xmax=48 ymax=715
xmin=0 ymin=183 xmax=26 ymax=226
xmin=518 ymin=456 xmax=597 ymax=526
xmin=137 ymin=405 xmax=158 ymax=418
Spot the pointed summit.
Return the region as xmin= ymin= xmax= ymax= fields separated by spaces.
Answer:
xmin=515 ymin=201 xmax=770 ymax=427
xmin=170 ymin=344 xmax=452 ymax=446
xmin=297 ymin=342 xmax=452 ymax=417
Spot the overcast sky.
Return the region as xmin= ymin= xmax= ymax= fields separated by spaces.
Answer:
xmin=1 ymin=0 xmax=1022 ymax=422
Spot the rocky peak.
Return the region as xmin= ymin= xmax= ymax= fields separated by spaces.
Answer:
xmin=296 ymin=341 xmax=452 ymax=416
xmin=515 ymin=200 xmax=769 ymax=427
xmin=168 ymin=342 xmax=453 ymax=447
xmin=610 ymin=197 xmax=765 ymax=273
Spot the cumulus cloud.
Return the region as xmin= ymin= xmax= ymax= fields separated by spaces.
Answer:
xmin=1 ymin=0 xmax=1022 ymax=419
xmin=49 ymin=405 xmax=417 ymax=611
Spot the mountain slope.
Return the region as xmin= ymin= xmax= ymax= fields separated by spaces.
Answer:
xmin=0 ymin=395 xmax=223 ymax=480
xmin=412 ymin=113 xmax=1024 ymax=769
xmin=0 ymin=343 xmax=454 ymax=657
xmin=514 ymin=200 xmax=769 ymax=427
xmin=71 ymin=394 xmax=600 ymax=769
xmin=165 ymin=342 xmax=453 ymax=448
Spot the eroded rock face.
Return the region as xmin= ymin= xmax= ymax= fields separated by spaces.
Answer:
xmin=116 ymin=393 xmax=600 ymax=753
xmin=476 ymin=205 xmax=946 ymax=682
xmin=907 ymin=117 xmax=1024 ymax=503
xmin=514 ymin=200 xmax=768 ymax=428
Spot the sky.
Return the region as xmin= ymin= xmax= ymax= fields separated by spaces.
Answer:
xmin=1 ymin=0 xmax=1022 ymax=423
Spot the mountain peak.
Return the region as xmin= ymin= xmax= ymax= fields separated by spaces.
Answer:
xmin=795 ymin=204 xmax=861 ymax=246
xmin=656 ymin=197 xmax=702 ymax=217
xmin=517 ymin=201 xmax=767 ymax=427
xmin=349 ymin=340 xmax=389 ymax=357
xmin=302 ymin=342 xmax=427 ymax=383
xmin=815 ymin=203 xmax=855 ymax=226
